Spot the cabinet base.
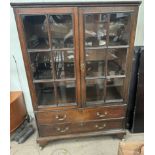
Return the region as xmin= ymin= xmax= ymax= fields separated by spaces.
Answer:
xmin=37 ymin=129 xmax=126 ymax=148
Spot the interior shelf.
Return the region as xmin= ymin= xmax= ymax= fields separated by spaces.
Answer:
xmin=86 ymin=84 xmax=123 ymax=103
xmin=37 ymin=86 xmax=76 ymax=106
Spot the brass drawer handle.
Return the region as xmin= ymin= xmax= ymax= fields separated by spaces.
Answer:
xmin=95 ymin=123 xmax=106 ymax=130
xmin=80 ymin=122 xmax=84 ymax=127
xmin=56 ymin=126 xmax=69 ymax=133
xmin=96 ymin=111 xmax=108 ymax=118
xmin=56 ymin=114 xmax=66 ymax=121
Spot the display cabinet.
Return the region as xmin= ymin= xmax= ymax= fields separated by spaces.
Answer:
xmin=11 ymin=1 xmax=141 ymax=148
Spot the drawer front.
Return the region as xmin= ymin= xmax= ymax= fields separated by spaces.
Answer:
xmin=38 ymin=119 xmax=124 ymax=137
xmin=82 ymin=105 xmax=126 ymax=121
xmin=36 ymin=105 xmax=126 ymax=125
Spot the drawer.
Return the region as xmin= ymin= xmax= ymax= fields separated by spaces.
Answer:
xmin=82 ymin=105 xmax=126 ymax=121
xmin=36 ymin=105 xmax=126 ymax=125
xmin=38 ymin=119 xmax=124 ymax=137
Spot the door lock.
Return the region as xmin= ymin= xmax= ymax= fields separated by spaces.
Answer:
xmin=81 ymin=63 xmax=85 ymax=72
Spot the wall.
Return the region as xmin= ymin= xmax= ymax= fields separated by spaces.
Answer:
xmin=10 ymin=0 xmax=144 ymax=117
xmin=134 ymin=0 xmax=144 ymax=46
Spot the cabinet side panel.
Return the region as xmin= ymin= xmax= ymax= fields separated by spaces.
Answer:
xmin=124 ymin=6 xmax=140 ymax=104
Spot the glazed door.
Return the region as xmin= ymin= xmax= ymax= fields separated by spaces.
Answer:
xmin=79 ymin=7 xmax=134 ymax=106
xmin=18 ymin=7 xmax=80 ymax=108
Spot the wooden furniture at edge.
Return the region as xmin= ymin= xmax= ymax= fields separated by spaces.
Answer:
xmin=11 ymin=1 xmax=141 ymax=148
xmin=10 ymin=91 xmax=27 ymax=133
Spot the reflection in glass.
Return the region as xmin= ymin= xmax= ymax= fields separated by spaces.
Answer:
xmin=109 ymin=13 xmax=130 ymax=45
xmin=84 ymin=14 xmax=108 ymax=47
xmin=22 ymin=15 xmax=49 ymax=49
xmin=56 ymin=81 xmax=76 ymax=106
xmin=54 ymin=51 xmax=75 ymax=79
xmin=35 ymin=83 xmax=55 ymax=106
xmin=30 ymin=52 xmax=52 ymax=80
xmin=107 ymin=48 xmax=127 ymax=76
xmin=106 ymin=78 xmax=124 ymax=102
xmin=85 ymin=49 xmax=106 ymax=77
xmin=48 ymin=15 xmax=73 ymax=49
xmin=86 ymin=79 xmax=104 ymax=103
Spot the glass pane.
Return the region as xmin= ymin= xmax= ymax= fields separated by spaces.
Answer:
xmin=86 ymin=79 xmax=104 ymax=103
xmin=22 ymin=15 xmax=49 ymax=49
xmin=107 ymin=48 xmax=127 ymax=76
xmin=35 ymin=83 xmax=55 ymax=106
xmin=106 ymin=78 xmax=124 ymax=102
xmin=48 ymin=15 xmax=73 ymax=49
xmin=86 ymin=49 xmax=106 ymax=77
xmin=54 ymin=50 xmax=75 ymax=79
xmin=84 ymin=14 xmax=108 ymax=47
xmin=29 ymin=52 xmax=53 ymax=80
xmin=109 ymin=13 xmax=131 ymax=46
xmin=56 ymin=81 xmax=76 ymax=106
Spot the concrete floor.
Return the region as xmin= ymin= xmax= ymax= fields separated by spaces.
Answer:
xmin=10 ymin=122 xmax=144 ymax=155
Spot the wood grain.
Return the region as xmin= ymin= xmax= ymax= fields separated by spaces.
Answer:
xmin=38 ymin=118 xmax=124 ymax=137
xmin=36 ymin=105 xmax=126 ymax=125
xmin=10 ymin=91 xmax=27 ymax=133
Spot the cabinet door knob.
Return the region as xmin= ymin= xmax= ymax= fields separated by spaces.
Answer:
xmin=95 ymin=123 xmax=106 ymax=130
xmin=81 ymin=63 xmax=85 ymax=72
xmin=96 ymin=111 xmax=108 ymax=118
xmin=55 ymin=114 xmax=66 ymax=121
xmin=56 ymin=126 xmax=69 ymax=133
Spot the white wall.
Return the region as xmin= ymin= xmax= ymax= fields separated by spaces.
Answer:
xmin=135 ymin=0 xmax=144 ymax=46
xmin=10 ymin=0 xmax=144 ymax=117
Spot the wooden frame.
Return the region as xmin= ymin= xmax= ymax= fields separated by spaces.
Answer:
xmin=11 ymin=1 xmax=141 ymax=8
xmin=79 ymin=6 xmax=138 ymax=107
xmin=13 ymin=7 xmax=82 ymax=111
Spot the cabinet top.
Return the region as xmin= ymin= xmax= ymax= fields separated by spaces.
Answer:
xmin=11 ymin=1 xmax=141 ymax=8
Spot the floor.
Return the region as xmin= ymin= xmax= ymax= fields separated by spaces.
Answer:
xmin=10 ymin=122 xmax=144 ymax=155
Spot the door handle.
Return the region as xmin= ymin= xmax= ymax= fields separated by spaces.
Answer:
xmin=81 ymin=63 xmax=85 ymax=72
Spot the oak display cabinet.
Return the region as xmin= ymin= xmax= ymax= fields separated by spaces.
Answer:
xmin=11 ymin=1 xmax=141 ymax=148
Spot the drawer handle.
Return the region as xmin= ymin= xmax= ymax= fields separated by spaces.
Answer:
xmin=95 ymin=124 xmax=106 ymax=130
xmin=56 ymin=114 xmax=66 ymax=121
xmin=56 ymin=126 xmax=69 ymax=133
xmin=96 ymin=111 xmax=108 ymax=118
